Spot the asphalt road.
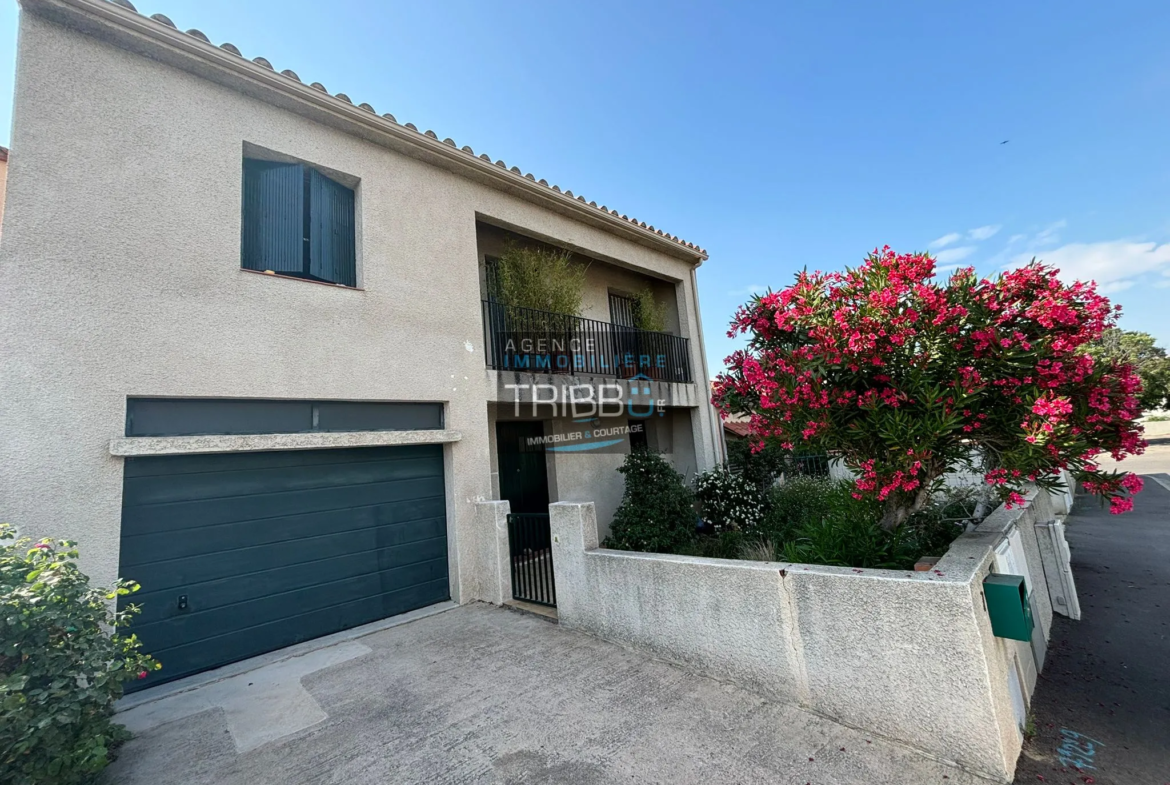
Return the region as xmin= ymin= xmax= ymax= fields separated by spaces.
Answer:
xmin=1012 ymin=467 xmax=1170 ymax=785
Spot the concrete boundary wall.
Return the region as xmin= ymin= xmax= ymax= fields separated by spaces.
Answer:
xmin=550 ymin=491 xmax=1064 ymax=782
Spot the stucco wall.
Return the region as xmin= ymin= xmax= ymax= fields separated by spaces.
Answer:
xmin=0 ymin=154 xmax=7 ymax=231
xmin=551 ymin=493 xmax=1065 ymax=782
xmin=0 ymin=11 xmax=719 ymax=604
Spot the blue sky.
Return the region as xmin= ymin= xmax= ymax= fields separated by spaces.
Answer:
xmin=1 ymin=1 xmax=1168 ymax=375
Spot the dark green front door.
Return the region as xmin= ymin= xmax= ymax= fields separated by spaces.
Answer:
xmin=119 ymin=444 xmax=448 ymax=690
xmin=496 ymin=420 xmax=550 ymax=514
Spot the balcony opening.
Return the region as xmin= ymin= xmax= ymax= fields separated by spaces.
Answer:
xmin=476 ymin=222 xmax=692 ymax=383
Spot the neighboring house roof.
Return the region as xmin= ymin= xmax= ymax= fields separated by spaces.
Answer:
xmin=0 ymin=146 xmax=8 ymax=162
xmin=723 ymin=419 xmax=753 ymax=439
xmin=22 ymin=0 xmax=707 ymax=262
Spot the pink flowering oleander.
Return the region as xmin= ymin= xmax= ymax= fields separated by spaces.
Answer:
xmin=712 ymin=246 xmax=1146 ymax=528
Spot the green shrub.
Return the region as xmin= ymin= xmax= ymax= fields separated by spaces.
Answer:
xmin=767 ymin=479 xmax=968 ymax=569
xmin=604 ymin=451 xmax=696 ymax=553
xmin=492 ymin=242 xmax=587 ymax=316
xmin=1 ymin=524 xmax=159 ymax=785
xmin=738 ymin=536 xmax=777 ymax=562
xmin=693 ymin=466 xmax=766 ymax=533
xmin=677 ymin=529 xmax=745 ymax=560
xmin=757 ymin=476 xmax=836 ymax=543
xmin=630 ymin=286 xmax=668 ymax=333
xmin=725 ymin=437 xmax=787 ymax=491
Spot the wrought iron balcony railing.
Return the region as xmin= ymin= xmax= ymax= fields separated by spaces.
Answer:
xmin=482 ymin=300 xmax=693 ymax=383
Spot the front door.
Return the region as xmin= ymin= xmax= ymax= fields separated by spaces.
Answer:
xmin=496 ymin=420 xmax=550 ymax=514
xmin=495 ymin=420 xmax=556 ymax=606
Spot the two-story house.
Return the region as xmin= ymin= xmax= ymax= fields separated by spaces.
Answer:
xmin=0 ymin=0 xmax=723 ymax=688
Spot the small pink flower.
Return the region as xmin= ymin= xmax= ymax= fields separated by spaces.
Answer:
xmin=137 ymin=671 xmax=148 ymax=680
xmin=32 ymin=543 xmax=51 ymax=550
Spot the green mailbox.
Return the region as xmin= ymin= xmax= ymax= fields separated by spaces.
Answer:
xmin=984 ymin=574 xmax=1034 ymax=642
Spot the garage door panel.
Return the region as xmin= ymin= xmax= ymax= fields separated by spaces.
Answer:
xmin=124 ymin=511 xmax=447 ymax=592
xmin=133 ymin=557 xmax=449 ymax=652
xmin=123 ymin=454 xmax=441 ymax=507
xmin=140 ymin=578 xmax=450 ymax=686
xmin=120 ymin=476 xmax=445 ymax=537
xmin=120 ymin=493 xmax=445 ymax=566
xmin=124 ymin=443 xmax=442 ymax=478
xmin=130 ymin=533 xmax=448 ymax=625
xmin=120 ymin=444 xmax=450 ymax=690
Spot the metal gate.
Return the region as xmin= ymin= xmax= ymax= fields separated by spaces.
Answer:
xmin=507 ymin=512 xmax=556 ymax=607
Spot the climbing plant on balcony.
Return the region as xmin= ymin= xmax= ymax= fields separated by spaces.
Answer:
xmin=492 ymin=242 xmax=588 ymax=316
xmin=631 ymin=286 xmax=668 ymax=333
xmin=713 ymin=247 xmax=1146 ymax=530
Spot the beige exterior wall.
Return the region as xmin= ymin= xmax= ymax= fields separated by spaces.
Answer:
xmin=0 ymin=153 xmax=7 ymax=230
xmin=0 ymin=8 xmax=720 ymax=602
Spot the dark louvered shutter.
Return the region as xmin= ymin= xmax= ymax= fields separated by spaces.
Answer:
xmin=309 ymin=169 xmax=357 ymax=287
xmin=241 ymin=159 xmax=304 ymax=275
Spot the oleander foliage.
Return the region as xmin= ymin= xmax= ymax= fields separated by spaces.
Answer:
xmin=714 ymin=247 xmax=1145 ymax=527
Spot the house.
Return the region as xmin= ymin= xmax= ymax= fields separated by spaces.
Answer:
xmin=0 ymin=0 xmax=723 ymax=688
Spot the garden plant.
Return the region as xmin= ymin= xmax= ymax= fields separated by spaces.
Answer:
xmin=1 ymin=525 xmax=159 ymax=785
xmin=714 ymin=247 xmax=1146 ymax=530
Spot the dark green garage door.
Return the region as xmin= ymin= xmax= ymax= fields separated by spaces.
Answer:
xmin=119 ymin=444 xmax=448 ymax=690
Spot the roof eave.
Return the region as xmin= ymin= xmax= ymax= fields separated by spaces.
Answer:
xmin=19 ymin=0 xmax=709 ymax=263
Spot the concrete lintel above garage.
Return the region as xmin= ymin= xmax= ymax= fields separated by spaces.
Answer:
xmin=110 ymin=429 xmax=463 ymax=457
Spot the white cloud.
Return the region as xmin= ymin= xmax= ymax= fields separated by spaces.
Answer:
xmin=1032 ymin=220 xmax=1067 ymax=247
xmin=1098 ymin=280 xmax=1135 ymax=294
xmin=728 ymin=283 xmax=767 ymax=297
xmin=929 ymin=232 xmax=963 ymax=249
xmin=1008 ymin=239 xmax=1170 ymax=291
xmin=968 ymin=224 xmax=1002 ymax=241
xmin=934 ymin=246 xmax=977 ymax=264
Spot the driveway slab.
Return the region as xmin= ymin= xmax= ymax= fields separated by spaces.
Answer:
xmin=107 ymin=603 xmax=992 ymax=784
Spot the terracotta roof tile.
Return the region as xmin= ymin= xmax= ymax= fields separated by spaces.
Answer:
xmin=89 ymin=0 xmax=706 ymax=258
xmin=723 ymin=420 xmax=753 ymax=438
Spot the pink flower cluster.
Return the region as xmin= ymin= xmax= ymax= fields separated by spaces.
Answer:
xmin=713 ymin=246 xmax=1146 ymax=516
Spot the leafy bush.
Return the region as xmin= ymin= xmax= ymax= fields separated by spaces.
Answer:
xmin=738 ymin=537 xmax=777 ymax=562
xmin=1088 ymin=328 xmax=1170 ymax=413
xmin=630 ymin=286 xmax=668 ymax=333
xmin=604 ymin=451 xmax=696 ymax=553
xmin=693 ymin=467 xmax=766 ymax=532
xmin=725 ymin=437 xmax=787 ymax=491
xmin=761 ymin=479 xmax=967 ymax=569
xmin=492 ymin=242 xmax=587 ymax=316
xmin=714 ymin=247 xmax=1146 ymax=525
xmin=1 ymin=524 xmax=159 ymax=785
xmin=676 ymin=529 xmax=745 ymax=560
xmin=756 ymin=476 xmax=836 ymax=543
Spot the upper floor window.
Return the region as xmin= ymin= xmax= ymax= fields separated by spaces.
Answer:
xmin=608 ymin=292 xmax=638 ymax=328
xmin=241 ymin=157 xmax=357 ymax=287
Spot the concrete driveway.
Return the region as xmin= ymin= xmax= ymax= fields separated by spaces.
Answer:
xmin=106 ymin=603 xmax=991 ymax=784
